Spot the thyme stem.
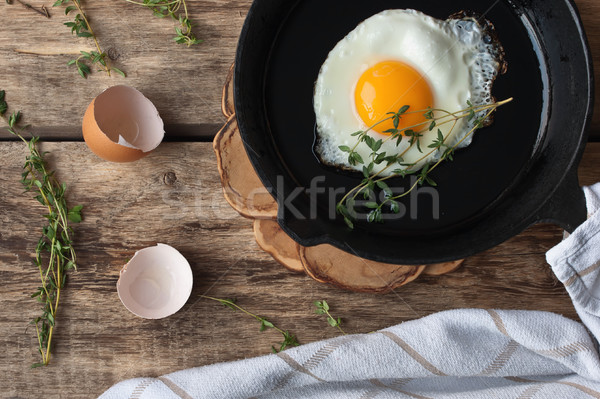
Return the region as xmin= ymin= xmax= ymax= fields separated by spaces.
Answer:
xmin=71 ymin=0 xmax=109 ymax=75
xmin=200 ymin=295 xmax=299 ymax=353
xmin=314 ymin=301 xmax=346 ymax=335
xmin=123 ymin=0 xmax=201 ymax=46
xmin=1 ymin=90 xmax=83 ymax=367
xmin=336 ymin=98 xmax=513 ymax=227
xmin=54 ymin=0 xmax=125 ymax=78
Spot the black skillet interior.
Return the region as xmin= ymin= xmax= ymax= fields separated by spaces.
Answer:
xmin=234 ymin=0 xmax=593 ymax=264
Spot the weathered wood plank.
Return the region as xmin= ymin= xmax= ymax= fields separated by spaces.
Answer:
xmin=0 ymin=0 xmax=599 ymax=141
xmin=0 ymin=142 xmax=598 ymax=397
xmin=0 ymin=0 xmax=253 ymax=141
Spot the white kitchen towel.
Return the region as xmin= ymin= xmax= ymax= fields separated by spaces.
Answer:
xmin=100 ymin=183 xmax=600 ymax=399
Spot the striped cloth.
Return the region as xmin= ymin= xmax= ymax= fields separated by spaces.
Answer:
xmin=100 ymin=184 xmax=600 ymax=399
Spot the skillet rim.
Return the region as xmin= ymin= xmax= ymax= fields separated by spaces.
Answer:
xmin=233 ymin=0 xmax=594 ymax=264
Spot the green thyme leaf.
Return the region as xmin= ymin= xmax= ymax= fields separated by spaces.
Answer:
xmin=335 ymin=98 xmax=512 ymax=228
xmin=424 ymin=108 xmax=434 ymax=119
xmin=201 ymin=295 xmax=299 ymax=353
xmin=126 ymin=0 xmax=202 ymax=47
xmin=372 ymin=139 xmax=382 ymax=152
xmin=397 ymin=105 xmax=410 ymax=115
xmin=425 ymin=176 xmax=437 ymax=187
xmin=2 ymin=93 xmax=83 ymax=367
xmin=374 ymin=152 xmax=386 ymax=164
xmin=343 ymin=217 xmax=354 ymax=229
xmin=314 ymin=300 xmax=345 ymax=334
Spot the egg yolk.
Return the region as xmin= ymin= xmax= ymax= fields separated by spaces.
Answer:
xmin=354 ymin=61 xmax=434 ymax=135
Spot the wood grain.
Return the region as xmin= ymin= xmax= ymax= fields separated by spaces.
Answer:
xmin=254 ymin=219 xmax=304 ymax=273
xmin=1 ymin=0 xmax=600 ymax=396
xmin=423 ymin=260 xmax=465 ymax=276
xmin=0 ymin=0 xmax=253 ymax=140
xmin=213 ymin=115 xmax=278 ymax=219
xmin=0 ymin=141 xmax=598 ymax=397
xmin=299 ymin=244 xmax=426 ymax=293
xmin=0 ymin=0 xmax=598 ymax=141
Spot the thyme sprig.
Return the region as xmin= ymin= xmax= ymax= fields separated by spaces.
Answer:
xmin=1 ymin=90 xmax=83 ymax=367
xmin=6 ymin=0 xmax=51 ymax=18
xmin=201 ymin=295 xmax=299 ymax=353
xmin=314 ymin=300 xmax=346 ymax=335
xmin=336 ymin=98 xmax=513 ymax=228
xmin=124 ymin=0 xmax=202 ymax=46
xmin=53 ymin=0 xmax=125 ymax=78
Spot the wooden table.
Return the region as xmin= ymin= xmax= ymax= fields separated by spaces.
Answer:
xmin=1 ymin=1 xmax=599 ymax=397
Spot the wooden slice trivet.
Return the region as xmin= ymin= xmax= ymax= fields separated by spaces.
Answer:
xmin=254 ymin=219 xmax=304 ymax=274
xmin=215 ymin=64 xmax=464 ymax=293
xmin=422 ymin=260 xmax=465 ymax=276
xmin=213 ymin=115 xmax=278 ymax=220
xmin=221 ymin=63 xmax=235 ymax=119
xmin=299 ymin=244 xmax=426 ymax=293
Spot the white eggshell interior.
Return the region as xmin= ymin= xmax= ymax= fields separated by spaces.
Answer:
xmin=117 ymin=243 xmax=193 ymax=319
xmin=94 ymin=85 xmax=164 ymax=152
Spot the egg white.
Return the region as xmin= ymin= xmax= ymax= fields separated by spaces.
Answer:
xmin=314 ymin=9 xmax=505 ymax=175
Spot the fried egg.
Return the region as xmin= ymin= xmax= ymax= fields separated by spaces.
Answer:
xmin=314 ymin=9 xmax=506 ymax=175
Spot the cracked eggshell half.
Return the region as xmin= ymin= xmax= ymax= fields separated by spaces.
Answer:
xmin=82 ymin=85 xmax=164 ymax=162
xmin=117 ymin=243 xmax=193 ymax=319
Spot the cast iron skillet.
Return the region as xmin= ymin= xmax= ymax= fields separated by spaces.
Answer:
xmin=234 ymin=0 xmax=594 ymax=265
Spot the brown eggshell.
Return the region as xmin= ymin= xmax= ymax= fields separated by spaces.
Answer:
xmin=82 ymin=85 xmax=164 ymax=162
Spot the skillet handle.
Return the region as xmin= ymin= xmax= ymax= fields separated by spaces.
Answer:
xmin=534 ymin=167 xmax=587 ymax=233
